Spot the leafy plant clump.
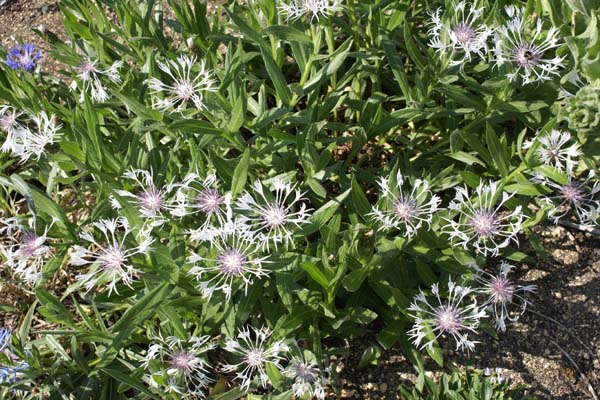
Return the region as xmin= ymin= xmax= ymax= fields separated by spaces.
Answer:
xmin=0 ymin=0 xmax=598 ymax=398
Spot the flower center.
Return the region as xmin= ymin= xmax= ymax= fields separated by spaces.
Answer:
xmin=196 ymin=188 xmax=223 ymax=214
xmin=469 ymin=209 xmax=500 ymax=238
xmin=451 ymin=23 xmax=475 ymax=45
xmin=99 ymin=245 xmax=126 ymax=271
xmin=262 ymin=203 xmax=288 ymax=230
xmin=78 ymin=60 xmax=96 ymax=78
xmin=490 ymin=276 xmax=514 ymax=303
xmin=174 ymin=80 xmax=195 ymax=100
xmin=138 ymin=187 xmax=164 ymax=213
xmin=245 ymin=349 xmax=265 ymax=367
xmin=169 ymin=350 xmax=197 ymax=374
xmin=393 ymin=198 xmax=418 ymax=222
xmin=292 ymin=362 xmax=318 ymax=382
xmin=435 ymin=305 xmax=463 ymax=335
xmin=560 ymin=183 xmax=584 ymax=204
xmin=0 ymin=114 xmax=17 ymax=132
xmin=217 ymin=248 xmax=247 ymax=276
xmin=515 ymin=44 xmax=541 ymax=69
xmin=20 ymin=232 xmax=41 ymax=257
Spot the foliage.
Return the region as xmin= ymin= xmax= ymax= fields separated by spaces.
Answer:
xmin=0 ymin=0 xmax=598 ymax=398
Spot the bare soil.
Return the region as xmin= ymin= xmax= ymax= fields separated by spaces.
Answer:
xmin=1 ymin=1 xmax=599 ymax=399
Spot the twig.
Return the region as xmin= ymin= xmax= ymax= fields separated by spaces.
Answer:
xmin=549 ymin=339 xmax=598 ymax=400
xmin=528 ymin=308 xmax=594 ymax=356
xmin=556 ymin=219 xmax=600 ymax=236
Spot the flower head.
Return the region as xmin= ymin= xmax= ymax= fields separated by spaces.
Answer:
xmin=428 ymin=1 xmax=492 ymax=66
xmin=222 ymin=326 xmax=289 ymax=390
xmin=1 ymin=111 xmax=61 ymax=163
xmin=5 ymin=44 xmax=42 ymax=72
xmin=187 ymin=229 xmax=270 ymax=300
xmin=532 ymin=170 xmax=600 ymax=226
xmin=147 ymin=55 xmax=217 ymax=113
xmin=472 ymin=261 xmax=536 ymax=332
xmin=142 ymin=333 xmax=215 ymax=398
xmin=408 ymin=280 xmax=487 ymax=352
xmin=0 ymin=216 xmax=55 ymax=285
xmin=236 ymin=178 xmax=312 ymax=250
xmin=69 ymin=58 xmax=122 ymax=103
xmin=284 ymin=356 xmax=329 ymax=400
xmin=170 ymin=173 xmax=230 ymax=225
xmin=523 ymin=129 xmax=580 ymax=172
xmin=444 ymin=181 xmax=525 ymax=257
xmin=0 ymin=328 xmax=29 ymax=386
xmin=494 ymin=6 xmax=564 ymax=84
xmin=110 ymin=169 xmax=183 ymax=229
xmin=369 ymin=172 xmax=440 ymax=238
xmin=279 ymin=0 xmax=342 ymax=22
xmin=69 ymin=218 xmax=153 ymax=295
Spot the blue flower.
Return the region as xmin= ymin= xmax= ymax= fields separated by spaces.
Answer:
xmin=0 ymin=328 xmax=29 ymax=386
xmin=5 ymin=44 xmax=42 ymax=72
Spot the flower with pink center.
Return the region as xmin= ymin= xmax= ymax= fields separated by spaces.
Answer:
xmin=147 ymin=54 xmax=217 ymax=113
xmin=284 ymin=355 xmax=329 ymax=400
xmin=0 ymin=216 xmax=55 ymax=285
xmin=111 ymin=169 xmax=182 ymax=229
xmin=428 ymin=1 xmax=492 ymax=66
xmin=279 ymin=0 xmax=342 ymax=22
xmin=236 ymin=178 xmax=312 ymax=250
xmin=523 ymin=130 xmax=580 ymax=172
xmin=1 ymin=111 xmax=61 ymax=163
xmin=69 ymin=57 xmax=122 ymax=103
xmin=0 ymin=105 xmax=24 ymax=155
xmin=187 ymin=230 xmax=270 ymax=300
xmin=169 ymin=173 xmax=233 ymax=232
xmin=369 ymin=171 xmax=440 ymax=239
xmin=69 ymin=218 xmax=153 ymax=295
xmin=141 ymin=333 xmax=214 ymax=398
xmin=494 ymin=6 xmax=564 ymax=84
xmin=532 ymin=170 xmax=600 ymax=226
xmin=472 ymin=261 xmax=537 ymax=332
xmin=444 ymin=181 xmax=525 ymax=257
xmin=408 ymin=279 xmax=487 ymax=352
xmin=223 ymin=326 xmax=289 ymax=390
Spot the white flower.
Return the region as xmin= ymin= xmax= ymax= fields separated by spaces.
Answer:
xmin=472 ymin=261 xmax=536 ymax=332
xmin=187 ymin=229 xmax=270 ymax=300
xmin=279 ymin=0 xmax=342 ymax=22
xmin=141 ymin=333 xmax=215 ymax=398
xmin=494 ymin=6 xmax=564 ymax=84
xmin=0 ymin=105 xmax=25 ymax=154
xmin=0 ymin=216 xmax=55 ymax=285
xmin=284 ymin=357 xmax=329 ymax=400
xmin=236 ymin=178 xmax=312 ymax=250
xmin=170 ymin=172 xmax=230 ymax=225
xmin=69 ymin=218 xmax=153 ymax=295
xmin=408 ymin=279 xmax=487 ymax=352
xmin=110 ymin=169 xmax=182 ymax=229
xmin=532 ymin=170 xmax=600 ymax=226
xmin=1 ymin=111 xmax=61 ymax=163
xmin=69 ymin=58 xmax=123 ymax=103
xmin=147 ymin=54 xmax=217 ymax=113
xmin=368 ymin=172 xmax=440 ymax=238
xmin=523 ymin=129 xmax=580 ymax=172
xmin=444 ymin=181 xmax=525 ymax=257
xmin=428 ymin=1 xmax=492 ymax=66
xmin=222 ymin=326 xmax=289 ymax=390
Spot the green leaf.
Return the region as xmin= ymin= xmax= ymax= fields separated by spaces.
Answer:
xmin=261 ymin=25 xmax=312 ymax=44
xmin=231 ymin=148 xmax=251 ymax=198
xmin=103 ymin=368 xmax=159 ymax=398
xmin=485 ymin=124 xmax=510 ymax=177
xmin=260 ymin=46 xmax=292 ymax=106
xmin=36 ymin=289 xmax=76 ymax=328
xmin=301 ymin=261 xmax=330 ymax=289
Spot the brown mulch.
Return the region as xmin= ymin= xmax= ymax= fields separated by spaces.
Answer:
xmin=1 ymin=1 xmax=599 ymax=399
